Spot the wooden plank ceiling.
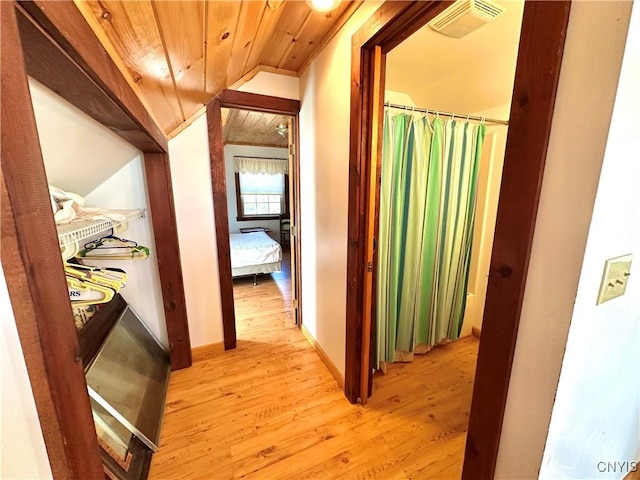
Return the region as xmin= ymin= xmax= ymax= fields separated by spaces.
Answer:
xmin=74 ymin=0 xmax=362 ymax=135
xmin=222 ymin=108 xmax=289 ymax=148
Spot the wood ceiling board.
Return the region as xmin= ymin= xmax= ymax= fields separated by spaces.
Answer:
xmin=243 ymin=0 xmax=286 ymax=74
xmin=205 ymin=1 xmax=242 ymax=99
xmin=236 ymin=110 xmax=265 ymax=135
xmin=64 ymin=0 xmax=351 ymax=135
xmin=224 ymin=1 xmax=266 ymax=87
xmin=75 ymin=0 xmax=182 ymax=133
xmin=259 ymin=1 xmax=312 ymax=68
xmin=223 ymin=109 xmax=289 ymax=147
xmin=152 ymin=0 xmax=205 ymax=117
xmin=222 ymin=108 xmax=239 ymax=140
xmin=283 ymin=2 xmax=350 ymax=71
xmin=294 ymin=1 xmax=363 ymax=75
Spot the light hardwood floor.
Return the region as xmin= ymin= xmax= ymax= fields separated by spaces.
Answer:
xmin=149 ymin=253 xmax=479 ymax=479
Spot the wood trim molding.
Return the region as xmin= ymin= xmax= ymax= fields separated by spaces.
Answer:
xmin=167 ymin=106 xmax=207 ymax=140
xmin=16 ymin=0 xmax=167 ymax=153
xmin=1 ymin=3 xmax=103 ymax=477
xmin=344 ymin=1 xmax=571 ymax=479
xmin=471 ymin=327 xmax=481 ymax=339
xmin=206 ymin=98 xmax=237 ymax=350
xmin=206 ymin=90 xmax=301 ymax=351
xmin=143 ymin=152 xmax=192 ymax=370
xmin=216 ymin=89 xmax=300 ymax=115
xmin=463 ymin=3 xmax=571 ymax=478
xmin=301 ymin=325 xmax=345 ymax=389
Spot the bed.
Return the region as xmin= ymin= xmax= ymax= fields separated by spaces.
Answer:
xmin=230 ymin=231 xmax=282 ymax=284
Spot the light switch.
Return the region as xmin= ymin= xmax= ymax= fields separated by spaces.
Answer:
xmin=596 ymin=254 xmax=632 ymax=305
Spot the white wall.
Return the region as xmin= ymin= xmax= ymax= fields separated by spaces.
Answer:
xmin=237 ymin=71 xmax=299 ymax=100
xmin=224 ymin=144 xmax=288 ymax=241
xmin=1 ymin=268 xmax=53 ymax=480
xmin=385 ymin=0 xmax=524 ymax=115
xmin=29 ymin=78 xmax=139 ymax=196
xmin=298 ymin=1 xmax=384 ymax=376
xmin=84 ymin=157 xmax=168 ymax=347
xmin=461 ymin=103 xmax=510 ymax=335
xmin=168 ymin=113 xmax=225 ymax=348
xmin=540 ymin=2 xmax=640 ymax=478
xmin=163 ymin=70 xmax=300 ymax=350
xmin=30 ymin=78 xmax=168 ymax=347
xmin=495 ymin=2 xmax=635 ymax=478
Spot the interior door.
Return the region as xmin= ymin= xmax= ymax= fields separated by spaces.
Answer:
xmin=360 ymin=46 xmax=385 ymax=404
xmin=287 ymin=117 xmax=300 ymax=324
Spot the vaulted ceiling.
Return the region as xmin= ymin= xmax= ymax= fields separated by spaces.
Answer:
xmin=73 ymin=0 xmax=362 ymax=135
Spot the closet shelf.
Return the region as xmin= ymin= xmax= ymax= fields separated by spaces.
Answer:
xmin=57 ymin=209 xmax=144 ymax=249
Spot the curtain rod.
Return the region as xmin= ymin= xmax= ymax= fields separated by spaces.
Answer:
xmin=384 ymin=102 xmax=509 ymax=126
xmin=233 ymin=155 xmax=287 ymax=160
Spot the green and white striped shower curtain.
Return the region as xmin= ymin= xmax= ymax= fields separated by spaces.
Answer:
xmin=376 ymin=111 xmax=486 ymax=368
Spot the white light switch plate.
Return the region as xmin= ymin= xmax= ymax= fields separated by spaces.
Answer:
xmin=596 ymin=254 xmax=633 ymax=305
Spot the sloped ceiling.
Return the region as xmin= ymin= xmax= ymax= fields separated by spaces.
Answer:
xmin=386 ymin=0 xmax=525 ymax=117
xmin=74 ymin=0 xmax=362 ymax=135
xmin=29 ymin=78 xmax=140 ymax=197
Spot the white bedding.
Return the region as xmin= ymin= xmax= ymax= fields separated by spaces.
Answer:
xmin=230 ymin=232 xmax=282 ymax=273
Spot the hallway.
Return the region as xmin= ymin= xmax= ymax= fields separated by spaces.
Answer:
xmin=149 ymin=260 xmax=478 ymax=479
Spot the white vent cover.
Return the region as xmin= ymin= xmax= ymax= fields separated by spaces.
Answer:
xmin=428 ymin=0 xmax=505 ymax=39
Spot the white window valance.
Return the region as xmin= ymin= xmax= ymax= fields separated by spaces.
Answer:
xmin=233 ymin=156 xmax=288 ymax=175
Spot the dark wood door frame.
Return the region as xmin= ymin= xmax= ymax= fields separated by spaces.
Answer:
xmin=206 ymin=90 xmax=302 ymax=350
xmin=344 ymin=1 xmax=571 ymax=479
xmin=2 ymin=1 xmax=191 ymax=478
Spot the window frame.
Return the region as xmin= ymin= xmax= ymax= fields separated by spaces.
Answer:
xmin=234 ymin=171 xmax=290 ymax=221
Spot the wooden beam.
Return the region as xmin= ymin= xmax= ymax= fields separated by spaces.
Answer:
xmin=206 ymin=99 xmax=237 ymax=350
xmin=216 ymin=89 xmax=300 ymax=115
xmin=144 ymin=152 xmax=192 ymax=370
xmin=462 ymin=3 xmax=571 ymax=478
xmin=17 ymin=0 xmax=167 ymax=153
xmin=0 ymin=2 xmax=103 ymax=478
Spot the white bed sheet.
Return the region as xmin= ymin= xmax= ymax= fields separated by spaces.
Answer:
xmin=230 ymin=232 xmax=282 ymax=270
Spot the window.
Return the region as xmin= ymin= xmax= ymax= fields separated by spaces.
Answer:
xmin=237 ymin=172 xmax=287 ymax=218
xmin=233 ymin=157 xmax=289 ymax=221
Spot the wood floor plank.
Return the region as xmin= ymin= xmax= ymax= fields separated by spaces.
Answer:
xmin=149 ymin=252 xmax=479 ymax=479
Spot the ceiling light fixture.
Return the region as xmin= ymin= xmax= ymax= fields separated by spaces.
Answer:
xmin=305 ymin=0 xmax=341 ymax=13
xmin=276 ymin=123 xmax=288 ymax=138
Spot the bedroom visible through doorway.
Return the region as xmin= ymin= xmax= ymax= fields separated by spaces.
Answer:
xmin=222 ymin=107 xmax=298 ymax=339
xmin=205 ymin=91 xmax=302 ymax=351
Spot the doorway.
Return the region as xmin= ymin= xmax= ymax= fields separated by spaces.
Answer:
xmin=221 ymin=106 xmax=298 ymax=339
xmin=206 ymin=90 xmax=303 ymax=350
xmin=344 ymin=2 xmax=571 ymax=479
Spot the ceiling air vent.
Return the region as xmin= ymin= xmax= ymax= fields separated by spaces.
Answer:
xmin=428 ymin=0 xmax=505 ymax=39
